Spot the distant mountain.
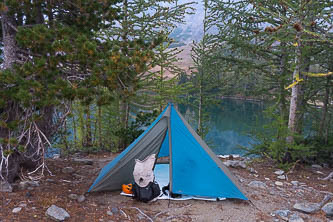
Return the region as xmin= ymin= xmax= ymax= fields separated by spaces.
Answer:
xmin=170 ymin=0 xmax=205 ymax=44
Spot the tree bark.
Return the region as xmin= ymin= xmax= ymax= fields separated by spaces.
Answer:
xmin=118 ymin=99 xmax=129 ymax=150
xmin=287 ymin=32 xmax=303 ymax=144
xmin=319 ymin=76 xmax=331 ymax=144
xmin=197 ymin=79 xmax=203 ymax=136
xmin=1 ymin=8 xmax=18 ymax=69
xmin=84 ymin=106 xmax=93 ymax=147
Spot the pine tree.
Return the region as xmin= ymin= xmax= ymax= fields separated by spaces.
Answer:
xmin=137 ymin=34 xmax=186 ymax=111
xmin=190 ymin=0 xmax=222 ymax=136
xmin=102 ymin=0 xmax=193 ymax=149
xmin=0 ymin=0 xmax=122 ymax=181
xmin=206 ymin=0 xmax=333 ymax=162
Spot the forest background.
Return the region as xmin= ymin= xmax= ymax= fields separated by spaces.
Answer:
xmin=0 ymin=0 xmax=332 ymax=183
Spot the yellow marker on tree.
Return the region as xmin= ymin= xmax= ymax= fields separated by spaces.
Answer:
xmin=285 ymin=72 xmax=304 ymax=90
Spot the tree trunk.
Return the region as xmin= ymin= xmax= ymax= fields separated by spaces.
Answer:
xmin=85 ymin=106 xmax=93 ymax=147
xmin=287 ymin=32 xmax=303 ymax=144
xmin=197 ymin=80 xmax=203 ymax=136
xmin=0 ymin=7 xmax=21 ymax=182
xmin=118 ymin=99 xmax=129 ymax=150
xmin=319 ymin=76 xmax=331 ymax=138
xmin=0 ymin=8 xmax=41 ymax=182
xmin=98 ymin=105 xmax=102 ymax=148
xmin=1 ymin=8 xmax=17 ymax=69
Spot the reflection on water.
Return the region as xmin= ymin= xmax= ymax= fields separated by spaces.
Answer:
xmin=178 ymin=99 xmax=266 ymax=155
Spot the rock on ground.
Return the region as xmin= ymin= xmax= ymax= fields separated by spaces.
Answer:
xmin=12 ymin=207 xmax=22 ymax=213
xmin=273 ymin=209 xmax=290 ymax=220
xmin=289 ymin=213 xmax=304 ymax=222
xmin=274 ymin=170 xmax=285 ymax=175
xmin=18 ymin=180 xmax=39 ymax=190
xmin=291 ymin=181 xmax=299 ymax=186
xmin=277 ymin=175 xmax=286 ymax=180
xmin=46 ymin=205 xmax=70 ymax=221
xmin=275 ymin=181 xmax=283 ymax=186
xmin=248 ymin=181 xmax=267 ymax=189
xmin=68 ymin=194 xmax=78 ymax=200
xmin=293 ymin=202 xmax=321 ymax=214
xmin=0 ymin=181 xmax=12 ymax=192
xmin=311 ymin=164 xmax=322 ymax=169
xmin=224 ymin=160 xmax=247 ymax=169
xmin=322 ymin=202 xmax=333 ymax=217
xmin=77 ymin=195 xmax=85 ymax=203
xmin=73 ymin=158 xmax=93 ymax=165
xmin=62 ymin=167 xmax=74 ymax=174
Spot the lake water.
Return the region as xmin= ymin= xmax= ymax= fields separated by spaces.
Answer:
xmin=48 ymin=99 xmax=266 ymax=157
xmin=178 ymin=99 xmax=266 ymax=155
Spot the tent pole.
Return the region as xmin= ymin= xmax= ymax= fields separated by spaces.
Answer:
xmin=168 ymin=104 xmax=173 ymax=193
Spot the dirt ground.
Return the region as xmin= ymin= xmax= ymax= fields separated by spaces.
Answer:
xmin=1 ymin=153 xmax=332 ymax=222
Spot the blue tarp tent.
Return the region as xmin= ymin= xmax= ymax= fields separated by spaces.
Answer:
xmin=88 ymin=104 xmax=247 ymax=200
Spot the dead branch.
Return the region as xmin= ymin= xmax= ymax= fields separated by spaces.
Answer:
xmin=128 ymin=207 xmax=154 ymax=222
xmin=321 ymin=171 xmax=333 ymax=181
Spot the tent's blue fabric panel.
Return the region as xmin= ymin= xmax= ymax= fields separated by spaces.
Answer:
xmin=88 ymin=105 xmax=169 ymax=192
xmin=170 ymin=105 xmax=247 ymax=200
xmin=158 ymin=131 xmax=169 ymax=157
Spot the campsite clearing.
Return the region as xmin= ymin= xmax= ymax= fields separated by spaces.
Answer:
xmin=0 ymin=153 xmax=332 ymax=222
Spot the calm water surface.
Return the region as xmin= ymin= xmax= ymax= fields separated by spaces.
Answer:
xmin=178 ymin=99 xmax=266 ymax=155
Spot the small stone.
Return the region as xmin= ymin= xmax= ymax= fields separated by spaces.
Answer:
xmin=12 ymin=207 xmax=22 ymax=213
xmin=53 ymin=154 xmax=60 ymax=159
xmin=46 ymin=179 xmax=56 ymax=183
xmin=68 ymin=194 xmax=78 ymax=200
xmin=73 ymin=174 xmax=84 ymax=179
xmin=27 ymin=187 xmax=34 ymax=191
xmin=77 ymin=195 xmax=85 ymax=203
xmin=249 ymin=168 xmax=257 ymax=174
xmin=275 ymin=181 xmax=283 ymax=186
xmin=311 ymin=164 xmax=322 ymax=169
xmin=274 ymin=170 xmax=285 ymax=175
xmin=111 ymin=207 xmax=119 ymax=214
xmin=322 ymin=163 xmax=329 ymax=168
xmin=25 ymin=191 xmax=32 ymax=198
xmin=289 ymin=213 xmax=304 ymax=222
xmin=248 ymin=181 xmax=267 ymax=189
xmin=46 ymin=204 xmax=70 ymax=221
xmin=62 ymin=167 xmax=75 ymax=174
xmin=291 ymin=181 xmax=299 ymax=186
xmin=19 ymin=180 xmax=40 ymax=190
xmin=0 ymin=181 xmax=13 ymax=192
xmin=322 ymin=202 xmax=333 ymax=217
xmin=265 ymin=177 xmax=270 ymax=181
xmin=18 ymin=181 xmax=29 ymax=190
xmin=224 ymin=160 xmax=247 ymax=169
xmin=27 ymin=181 xmax=39 ymax=187
xmin=277 ymin=175 xmax=286 ymax=180
xmin=293 ymin=202 xmax=320 ymax=214
xmin=274 ymin=209 xmax=290 ymax=220
xmin=73 ymin=158 xmax=93 ymax=165
xmin=107 ymin=211 xmax=113 ymax=216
